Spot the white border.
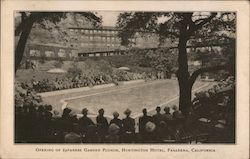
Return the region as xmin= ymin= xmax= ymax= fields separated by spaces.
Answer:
xmin=1 ymin=1 xmax=249 ymax=159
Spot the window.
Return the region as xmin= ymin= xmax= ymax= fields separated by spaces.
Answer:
xmin=111 ymin=37 xmax=115 ymax=41
xmin=89 ymin=54 xmax=94 ymax=57
xmin=89 ymin=36 xmax=93 ymax=40
xmin=44 ymin=50 xmax=54 ymax=57
xmin=58 ymin=49 xmax=66 ymax=57
xmin=30 ymin=50 xmax=41 ymax=57
xmin=96 ymin=53 xmax=100 ymax=57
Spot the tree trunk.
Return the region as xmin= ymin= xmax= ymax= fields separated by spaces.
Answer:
xmin=177 ymin=15 xmax=192 ymax=116
xmin=15 ymin=16 xmax=34 ymax=72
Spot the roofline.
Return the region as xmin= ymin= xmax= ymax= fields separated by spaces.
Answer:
xmin=68 ymin=26 xmax=157 ymax=34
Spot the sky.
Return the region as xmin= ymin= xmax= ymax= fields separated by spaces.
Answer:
xmin=96 ymin=11 xmax=171 ymax=27
xmin=96 ymin=11 xmax=122 ymax=26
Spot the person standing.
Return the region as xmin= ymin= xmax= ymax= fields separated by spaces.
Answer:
xmin=78 ymin=108 xmax=95 ymax=141
xmin=152 ymin=106 xmax=164 ymax=141
xmin=139 ymin=108 xmax=152 ymax=142
xmin=122 ymin=109 xmax=135 ymax=143
xmin=96 ymin=108 xmax=109 ymax=142
xmin=110 ymin=111 xmax=123 ymax=139
xmin=162 ymin=106 xmax=174 ymax=140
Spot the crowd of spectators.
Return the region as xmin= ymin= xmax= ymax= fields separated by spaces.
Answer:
xmin=192 ymin=76 xmax=235 ymax=142
xmin=14 ymin=71 xmax=235 ymax=143
xmin=15 ymin=104 xmax=189 ymax=143
xmin=16 ymin=70 xmax=169 ymax=93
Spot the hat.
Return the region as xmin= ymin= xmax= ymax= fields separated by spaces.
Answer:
xmin=81 ymin=108 xmax=88 ymax=114
xmin=63 ymin=108 xmax=72 ymax=114
xmin=145 ymin=121 xmax=156 ymax=132
xmin=113 ymin=111 xmax=119 ymax=117
xmin=108 ymin=123 xmax=120 ymax=135
xmin=124 ymin=108 xmax=132 ymax=115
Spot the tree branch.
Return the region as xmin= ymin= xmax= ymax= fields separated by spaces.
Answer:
xmin=15 ymin=12 xmax=28 ymax=36
xmin=189 ymin=64 xmax=229 ymax=88
xmin=188 ymin=13 xmax=217 ymax=36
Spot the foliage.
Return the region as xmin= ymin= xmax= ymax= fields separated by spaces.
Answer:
xmin=54 ymin=59 xmax=64 ymax=68
xmin=116 ymin=11 xmax=236 ymax=115
xmin=15 ymin=12 xmax=102 ymax=72
xmin=67 ymin=62 xmax=82 ymax=77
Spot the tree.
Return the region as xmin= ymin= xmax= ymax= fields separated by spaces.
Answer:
xmin=116 ymin=12 xmax=235 ymax=115
xmin=15 ymin=12 xmax=102 ymax=72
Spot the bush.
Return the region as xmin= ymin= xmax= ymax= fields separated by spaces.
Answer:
xmin=54 ymin=60 xmax=63 ymax=68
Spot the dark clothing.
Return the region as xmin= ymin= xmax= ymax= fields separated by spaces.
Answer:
xmin=139 ymin=115 xmax=152 ymax=135
xmin=139 ymin=115 xmax=153 ymax=142
xmin=162 ymin=113 xmax=174 ymax=138
xmin=152 ymin=113 xmax=164 ymax=127
xmin=78 ymin=116 xmax=95 ymax=134
xmin=122 ymin=117 xmax=135 ymax=133
xmin=152 ymin=113 xmax=164 ymax=141
xmin=122 ymin=117 xmax=135 ymax=143
xmin=96 ymin=115 xmax=109 ymax=142
xmin=163 ymin=113 xmax=173 ymax=121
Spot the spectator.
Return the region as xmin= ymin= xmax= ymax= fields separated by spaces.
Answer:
xmin=152 ymin=106 xmax=164 ymax=141
xmin=78 ymin=108 xmax=95 ymax=137
xmin=110 ymin=111 xmax=123 ymax=139
xmin=139 ymin=108 xmax=152 ymax=142
xmin=162 ymin=106 xmax=174 ymax=139
xmin=96 ymin=108 xmax=109 ymax=142
xmin=172 ymin=105 xmax=184 ymax=131
xmin=163 ymin=107 xmax=172 ymax=121
xmin=152 ymin=106 xmax=164 ymax=127
xmin=57 ymin=108 xmax=73 ymax=134
xmin=172 ymin=105 xmax=183 ymax=120
xmin=122 ymin=109 xmax=135 ymax=143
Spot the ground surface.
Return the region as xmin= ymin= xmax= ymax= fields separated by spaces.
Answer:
xmin=42 ymin=79 xmax=211 ymax=119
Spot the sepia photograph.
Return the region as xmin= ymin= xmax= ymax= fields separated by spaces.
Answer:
xmin=14 ymin=11 xmax=236 ymax=144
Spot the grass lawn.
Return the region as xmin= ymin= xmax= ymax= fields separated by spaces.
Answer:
xmin=42 ymin=79 xmax=210 ymax=119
